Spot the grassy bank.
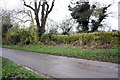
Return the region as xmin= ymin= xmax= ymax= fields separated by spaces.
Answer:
xmin=2 ymin=45 xmax=119 ymax=63
xmin=1 ymin=57 xmax=50 ymax=79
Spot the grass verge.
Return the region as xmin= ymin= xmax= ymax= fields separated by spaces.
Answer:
xmin=2 ymin=45 xmax=119 ymax=63
xmin=1 ymin=57 xmax=51 ymax=80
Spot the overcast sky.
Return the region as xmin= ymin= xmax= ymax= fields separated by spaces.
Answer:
xmin=0 ymin=0 xmax=119 ymax=30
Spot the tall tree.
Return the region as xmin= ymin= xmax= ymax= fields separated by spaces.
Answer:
xmin=91 ymin=4 xmax=111 ymax=32
xmin=68 ymin=1 xmax=111 ymax=32
xmin=69 ymin=1 xmax=93 ymax=32
xmin=22 ymin=0 xmax=55 ymax=38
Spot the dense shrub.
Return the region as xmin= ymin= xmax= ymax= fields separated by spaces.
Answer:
xmin=2 ymin=23 xmax=13 ymax=45
xmin=6 ymin=27 xmax=41 ymax=45
xmin=48 ymin=32 xmax=119 ymax=49
xmin=52 ymin=35 xmax=69 ymax=44
xmin=4 ymin=28 xmax=119 ymax=49
xmin=40 ymin=33 xmax=52 ymax=42
xmin=2 ymin=23 xmax=12 ymax=34
xmin=6 ymin=28 xmax=20 ymax=45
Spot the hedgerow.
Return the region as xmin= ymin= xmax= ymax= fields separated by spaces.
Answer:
xmin=4 ymin=29 xmax=119 ymax=49
xmin=6 ymin=27 xmax=41 ymax=45
xmin=42 ymin=32 xmax=119 ymax=49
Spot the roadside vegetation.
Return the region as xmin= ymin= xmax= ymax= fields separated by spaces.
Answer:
xmin=2 ymin=45 xmax=119 ymax=63
xmin=1 ymin=57 xmax=51 ymax=79
xmin=2 ymin=24 xmax=119 ymax=64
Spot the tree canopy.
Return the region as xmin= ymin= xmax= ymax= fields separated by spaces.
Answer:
xmin=68 ymin=1 xmax=111 ymax=32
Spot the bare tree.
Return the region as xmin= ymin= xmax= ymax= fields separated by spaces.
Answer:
xmin=59 ymin=18 xmax=75 ymax=35
xmin=13 ymin=9 xmax=35 ymax=27
xmin=1 ymin=10 xmax=12 ymax=24
xmin=46 ymin=19 xmax=58 ymax=34
xmin=22 ymin=0 xmax=55 ymax=38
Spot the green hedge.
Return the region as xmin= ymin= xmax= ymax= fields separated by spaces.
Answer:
xmin=6 ymin=28 xmax=41 ymax=45
xmin=41 ymin=32 xmax=119 ymax=49
xmin=4 ymin=29 xmax=119 ymax=49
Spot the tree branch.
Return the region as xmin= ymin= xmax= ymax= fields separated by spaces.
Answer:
xmin=48 ymin=0 xmax=55 ymax=14
xmin=22 ymin=0 xmax=35 ymax=11
xmin=34 ymin=1 xmax=38 ymax=14
xmin=37 ymin=1 xmax=41 ymax=13
xmin=41 ymin=2 xmax=45 ymax=23
xmin=45 ymin=2 xmax=49 ymax=18
xmin=46 ymin=2 xmax=49 ymax=12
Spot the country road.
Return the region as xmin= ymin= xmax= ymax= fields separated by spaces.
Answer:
xmin=1 ymin=48 xmax=119 ymax=78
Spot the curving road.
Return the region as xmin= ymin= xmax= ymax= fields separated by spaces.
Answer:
xmin=1 ymin=48 xmax=119 ymax=78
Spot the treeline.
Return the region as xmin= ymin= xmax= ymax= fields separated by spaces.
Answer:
xmin=2 ymin=25 xmax=119 ymax=49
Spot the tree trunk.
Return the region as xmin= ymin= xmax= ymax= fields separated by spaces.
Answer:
xmin=23 ymin=0 xmax=55 ymax=39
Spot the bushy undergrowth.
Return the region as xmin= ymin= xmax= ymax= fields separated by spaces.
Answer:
xmin=3 ymin=27 xmax=42 ymax=45
xmin=40 ymin=32 xmax=119 ymax=49
xmin=3 ymin=29 xmax=119 ymax=49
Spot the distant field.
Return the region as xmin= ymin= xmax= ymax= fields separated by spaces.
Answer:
xmin=2 ymin=45 xmax=119 ymax=63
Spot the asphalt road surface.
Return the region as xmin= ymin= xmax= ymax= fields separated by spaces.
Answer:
xmin=1 ymin=48 xmax=118 ymax=78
